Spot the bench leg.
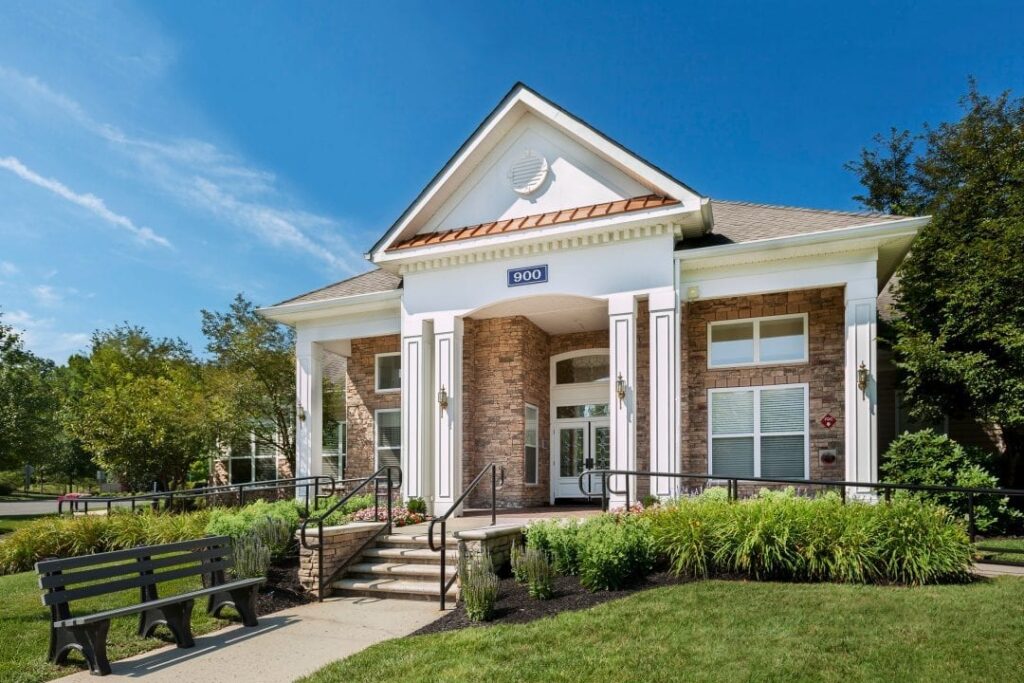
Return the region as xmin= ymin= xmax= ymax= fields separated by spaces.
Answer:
xmin=207 ymin=586 xmax=259 ymax=627
xmin=51 ymin=621 xmax=111 ymax=676
xmin=138 ymin=599 xmax=195 ymax=649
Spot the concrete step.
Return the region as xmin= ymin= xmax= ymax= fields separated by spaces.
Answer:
xmin=332 ymin=576 xmax=458 ymax=601
xmin=379 ymin=534 xmax=458 ymax=548
xmin=362 ymin=546 xmax=458 ymax=564
xmin=347 ymin=561 xmax=457 ymax=580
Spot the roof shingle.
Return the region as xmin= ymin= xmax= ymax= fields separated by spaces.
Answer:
xmin=273 ymin=269 xmax=401 ymax=306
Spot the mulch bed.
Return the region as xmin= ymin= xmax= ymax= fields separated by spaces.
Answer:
xmin=254 ymin=554 xmax=316 ymax=615
xmin=413 ymin=571 xmax=684 ymax=635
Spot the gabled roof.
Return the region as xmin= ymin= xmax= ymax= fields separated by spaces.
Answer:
xmin=369 ymin=82 xmax=708 ymax=259
xmin=677 ymin=200 xmax=909 ymax=249
xmin=273 ymin=269 xmax=401 ymax=306
xmin=388 ymin=194 xmax=678 ymax=252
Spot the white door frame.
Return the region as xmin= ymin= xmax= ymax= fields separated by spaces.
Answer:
xmin=549 ymin=348 xmax=610 ymax=503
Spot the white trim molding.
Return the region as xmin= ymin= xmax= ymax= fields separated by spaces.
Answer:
xmin=608 ymin=293 xmax=637 ymax=507
xmin=648 ymin=288 xmax=679 ymax=498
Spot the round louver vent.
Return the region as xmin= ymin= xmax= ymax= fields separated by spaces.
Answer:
xmin=507 ymin=150 xmax=549 ymax=196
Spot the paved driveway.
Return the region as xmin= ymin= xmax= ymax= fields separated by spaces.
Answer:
xmin=56 ymin=596 xmax=441 ymax=682
xmin=0 ymin=499 xmax=59 ymax=516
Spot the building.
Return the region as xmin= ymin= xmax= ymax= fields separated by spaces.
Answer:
xmin=259 ymin=83 xmax=929 ymax=514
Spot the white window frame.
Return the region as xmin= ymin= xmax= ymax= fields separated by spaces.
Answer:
xmin=225 ymin=433 xmax=280 ymax=485
xmin=707 ymin=383 xmax=810 ymax=479
xmin=524 ymin=403 xmax=539 ymax=485
xmin=375 ymin=352 xmax=402 ymax=393
xmin=707 ymin=313 xmax=809 ymax=369
xmin=374 ymin=408 xmax=402 ymax=470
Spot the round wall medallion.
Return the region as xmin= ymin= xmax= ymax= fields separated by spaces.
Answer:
xmin=507 ymin=150 xmax=549 ymax=195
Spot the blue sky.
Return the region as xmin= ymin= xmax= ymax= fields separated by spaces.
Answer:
xmin=1 ymin=1 xmax=1022 ymax=361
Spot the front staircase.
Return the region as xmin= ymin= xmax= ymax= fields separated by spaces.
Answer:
xmin=332 ymin=533 xmax=460 ymax=602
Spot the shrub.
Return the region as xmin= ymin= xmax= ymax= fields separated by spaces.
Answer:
xmin=460 ymin=551 xmax=499 ymax=622
xmin=881 ymin=430 xmax=1017 ymax=533
xmin=525 ymin=518 xmax=581 ymax=575
xmin=524 ymin=547 xmax=554 ymax=599
xmin=641 ymin=494 xmax=660 ymax=508
xmin=648 ymin=492 xmax=972 ymax=585
xmin=510 ymin=539 xmax=528 ymax=584
xmin=205 ymin=499 xmax=301 ymax=545
xmin=313 ymin=494 xmax=376 ymax=526
xmin=0 ymin=470 xmax=22 ymax=495
xmin=406 ymin=497 xmax=427 ymax=515
xmin=576 ymin=514 xmax=656 ymax=591
xmin=232 ymin=532 xmax=272 ymax=579
xmin=351 ymin=505 xmax=425 ymax=527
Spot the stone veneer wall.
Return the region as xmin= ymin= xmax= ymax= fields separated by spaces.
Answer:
xmin=346 ymin=335 xmax=401 ymax=480
xmin=296 ymin=522 xmax=385 ymax=594
xmin=681 ymin=287 xmax=846 ymax=481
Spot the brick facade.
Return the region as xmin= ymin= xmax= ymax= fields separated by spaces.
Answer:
xmin=345 ymin=334 xmax=401 ymax=479
xmin=681 ymin=287 xmax=846 ymax=481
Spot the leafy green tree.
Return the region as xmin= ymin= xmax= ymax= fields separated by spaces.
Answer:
xmin=202 ymin=295 xmax=295 ymax=469
xmin=849 ymin=81 xmax=1024 ymax=485
xmin=0 ymin=312 xmax=61 ymax=471
xmin=63 ymin=326 xmax=218 ymax=490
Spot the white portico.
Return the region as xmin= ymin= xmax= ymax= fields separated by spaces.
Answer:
xmin=260 ymin=83 xmax=928 ymax=514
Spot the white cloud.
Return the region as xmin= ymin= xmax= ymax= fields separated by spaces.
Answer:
xmin=0 ymin=261 xmax=17 ymax=277
xmin=0 ymin=156 xmax=172 ymax=248
xmin=4 ymin=309 xmax=89 ymax=362
xmin=0 ymin=65 xmax=361 ymax=274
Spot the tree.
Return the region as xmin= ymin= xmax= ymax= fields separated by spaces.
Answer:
xmin=63 ymin=326 xmax=218 ymax=490
xmin=0 ymin=312 xmax=61 ymax=471
xmin=201 ymin=295 xmax=295 ymax=469
xmin=849 ymin=81 xmax=1024 ymax=485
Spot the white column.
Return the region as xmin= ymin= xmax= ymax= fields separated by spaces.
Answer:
xmin=649 ymin=288 xmax=680 ymax=498
xmin=401 ymin=312 xmax=434 ymax=504
xmin=295 ymin=339 xmax=323 ymax=502
xmin=432 ymin=313 xmax=463 ymax=516
xmin=608 ymin=294 xmax=637 ymax=508
xmin=845 ymin=278 xmax=878 ymax=491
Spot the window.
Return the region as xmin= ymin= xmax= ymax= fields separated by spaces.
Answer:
xmin=227 ymin=434 xmax=279 ymax=484
xmin=525 ymin=404 xmax=539 ymax=485
xmin=708 ymin=314 xmax=807 ymax=368
xmin=375 ymin=353 xmax=401 ymax=392
xmin=709 ymin=385 xmax=808 ymax=479
xmin=555 ymin=353 xmax=609 ymax=384
xmin=555 ymin=403 xmax=609 ymax=419
xmin=322 ymin=373 xmax=347 ymax=477
xmin=375 ymin=409 xmax=402 ymax=470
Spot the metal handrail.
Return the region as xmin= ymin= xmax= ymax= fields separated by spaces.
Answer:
xmin=58 ymin=475 xmax=337 ymax=517
xmin=427 ymin=463 xmax=504 ymax=610
xmin=577 ymin=468 xmax=1024 ymax=549
xmin=298 ymin=465 xmax=402 ymax=600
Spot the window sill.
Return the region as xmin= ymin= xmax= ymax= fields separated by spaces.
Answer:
xmin=707 ymin=359 xmax=808 ymax=370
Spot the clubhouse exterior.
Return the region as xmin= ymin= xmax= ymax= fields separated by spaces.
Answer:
xmin=259 ymin=83 xmax=929 ymax=515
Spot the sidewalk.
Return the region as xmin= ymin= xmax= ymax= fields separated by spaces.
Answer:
xmin=56 ymin=596 xmax=440 ymax=683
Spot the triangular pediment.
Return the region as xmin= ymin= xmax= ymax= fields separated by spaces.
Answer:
xmin=371 ymin=83 xmax=708 ymax=260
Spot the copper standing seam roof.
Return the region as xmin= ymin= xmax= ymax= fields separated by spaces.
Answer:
xmin=387 ymin=194 xmax=680 ymax=251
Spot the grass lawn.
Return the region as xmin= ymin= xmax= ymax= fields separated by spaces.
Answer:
xmin=302 ymin=579 xmax=1024 ymax=683
xmin=0 ymin=516 xmax=48 ymax=536
xmin=975 ymin=537 xmax=1024 ymax=564
xmin=0 ymin=566 xmax=236 ymax=683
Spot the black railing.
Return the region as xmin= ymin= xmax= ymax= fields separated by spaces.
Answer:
xmin=578 ymin=469 xmax=1024 ymax=564
xmin=299 ymin=465 xmax=402 ymax=601
xmin=58 ymin=476 xmax=337 ymax=518
xmin=427 ymin=464 xmax=505 ymax=610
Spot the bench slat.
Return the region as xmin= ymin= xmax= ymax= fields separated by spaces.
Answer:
xmin=39 ymin=546 xmax=230 ymax=590
xmin=52 ymin=578 xmax=264 ymax=627
xmin=35 ymin=536 xmax=232 ymax=573
xmin=42 ymin=559 xmax=234 ymax=606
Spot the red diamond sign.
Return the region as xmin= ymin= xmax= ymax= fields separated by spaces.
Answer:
xmin=820 ymin=413 xmax=837 ymax=429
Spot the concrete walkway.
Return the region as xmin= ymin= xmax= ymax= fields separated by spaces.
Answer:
xmin=56 ymin=596 xmax=440 ymax=683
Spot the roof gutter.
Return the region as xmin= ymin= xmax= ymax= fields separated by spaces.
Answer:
xmin=674 ymin=216 xmax=930 ymax=262
xmin=257 ymin=289 xmax=402 ymax=325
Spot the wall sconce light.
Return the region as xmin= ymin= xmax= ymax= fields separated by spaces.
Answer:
xmin=615 ymin=373 xmax=626 ymax=404
xmin=857 ymin=362 xmax=869 ymax=394
xmin=297 ymin=405 xmax=307 ymax=422
xmin=437 ymin=385 xmax=449 ymax=413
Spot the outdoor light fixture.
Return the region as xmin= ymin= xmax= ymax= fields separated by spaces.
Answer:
xmin=437 ymin=385 xmax=449 ymax=413
xmin=297 ymin=405 xmax=307 ymax=422
xmin=615 ymin=373 xmax=626 ymax=403
xmin=857 ymin=362 xmax=869 ymax=394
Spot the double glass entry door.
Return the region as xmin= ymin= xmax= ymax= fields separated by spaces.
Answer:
xmin=555 ymin=419 xmax=610 ymax=499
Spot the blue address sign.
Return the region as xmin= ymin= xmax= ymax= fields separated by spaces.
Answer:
xmin=507 ymin=264 xmax=548 ymax=288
